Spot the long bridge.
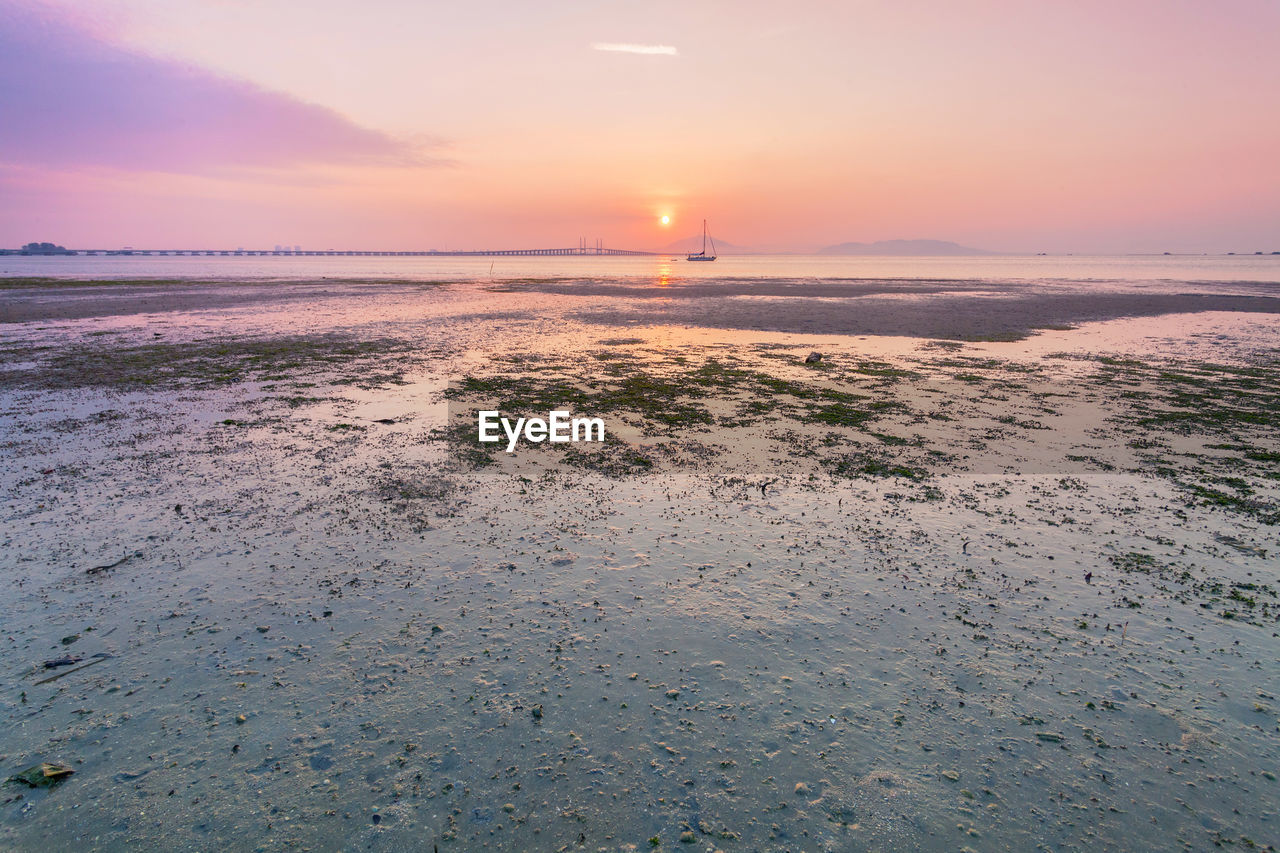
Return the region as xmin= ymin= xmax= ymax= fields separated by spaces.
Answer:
xmin=60 ymin=246 xmax=657 ymax=258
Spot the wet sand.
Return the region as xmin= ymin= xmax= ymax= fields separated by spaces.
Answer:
xmin=0 ymin=279 xmax=445 ymax=325
xmin=4 ymin=276 xmax=1279 ymax=341
xmin=575 ymin=290 xmax=1280 ymax=340
xmin=1 ymin=277 xmax=1278 ymax=851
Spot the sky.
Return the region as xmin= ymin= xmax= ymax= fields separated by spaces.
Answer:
xmin=1 ymin=0 xmax=1278 ymax=253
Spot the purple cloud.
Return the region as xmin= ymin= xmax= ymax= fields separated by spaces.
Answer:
xmin=0 ymin=2 xmax=440 ymax=173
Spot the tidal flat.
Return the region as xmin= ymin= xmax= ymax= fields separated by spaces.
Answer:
xmin=1 ymin=276 xmax=1278 ymax=851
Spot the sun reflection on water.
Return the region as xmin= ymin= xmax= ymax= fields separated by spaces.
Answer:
xmin=654 ymin=259 xmax=672 ymax=288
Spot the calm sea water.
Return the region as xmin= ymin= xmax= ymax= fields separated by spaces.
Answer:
xmin=3 ymin=252 xmax=1278 ymax=284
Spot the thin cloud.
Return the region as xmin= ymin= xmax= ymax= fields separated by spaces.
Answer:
xmin=0 ymin=1 xmax=444 ymax=174
xmin=591 ymin=42 xmax=678 ymax=56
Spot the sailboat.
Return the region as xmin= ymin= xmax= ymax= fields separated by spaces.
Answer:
xmin=686 ymin=219 xmax=717 ymax=262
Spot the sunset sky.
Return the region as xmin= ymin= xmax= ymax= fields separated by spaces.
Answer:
xmin=2 ymin=0 xmax=1278 ymax=253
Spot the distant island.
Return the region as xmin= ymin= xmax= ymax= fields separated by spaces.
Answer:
xmin=817 ymin=239 xmax=993 ymax=256
xmin=0 ymin=242 xmax=78 ymax=256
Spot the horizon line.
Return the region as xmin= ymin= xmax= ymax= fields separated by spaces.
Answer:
xmin=5 ymin=245 xmax=1280 ymax=258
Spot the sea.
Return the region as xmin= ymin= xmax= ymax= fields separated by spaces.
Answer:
xmin=3 ymin=252 xmax=1279 ymax=287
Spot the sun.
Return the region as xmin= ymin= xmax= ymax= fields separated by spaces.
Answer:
xmin=660 ymin=215 xmax=670 ymax=226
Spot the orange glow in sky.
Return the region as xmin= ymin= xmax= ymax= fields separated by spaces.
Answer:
xmin=2 ymin=0 xmax=1279 ymax=253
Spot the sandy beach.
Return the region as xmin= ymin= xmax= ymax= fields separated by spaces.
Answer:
xmin=1 ymin=275 xmax=1277 ymax=851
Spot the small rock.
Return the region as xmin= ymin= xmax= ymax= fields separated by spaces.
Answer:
xmin=531 ymin=704 xmax=543 ymax=720
xmin=804 ymin=352 xmax=823 ymax=364
xmin=502 ymin=803 xmax=515 ymax=813
xmin=941 ymin=770 xmax=960 ymax=781
xmin=256 ymin=626 xmax=269 ymax=634
xmin=235 ymin=714 xmax=248 ymax=725
xmin=665 ymin=689 xmax=680 ymax=700
xmin=794 ymin=782 xmax=811 ymax=796
xmin=679 ymin=830 xmax=697 ymax=843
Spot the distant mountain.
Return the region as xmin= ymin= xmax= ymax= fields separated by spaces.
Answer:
xmin=658 ymin=235 xmax=748 ymax=253
xmin=817 ymin=239 xmax=993 ymax=256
